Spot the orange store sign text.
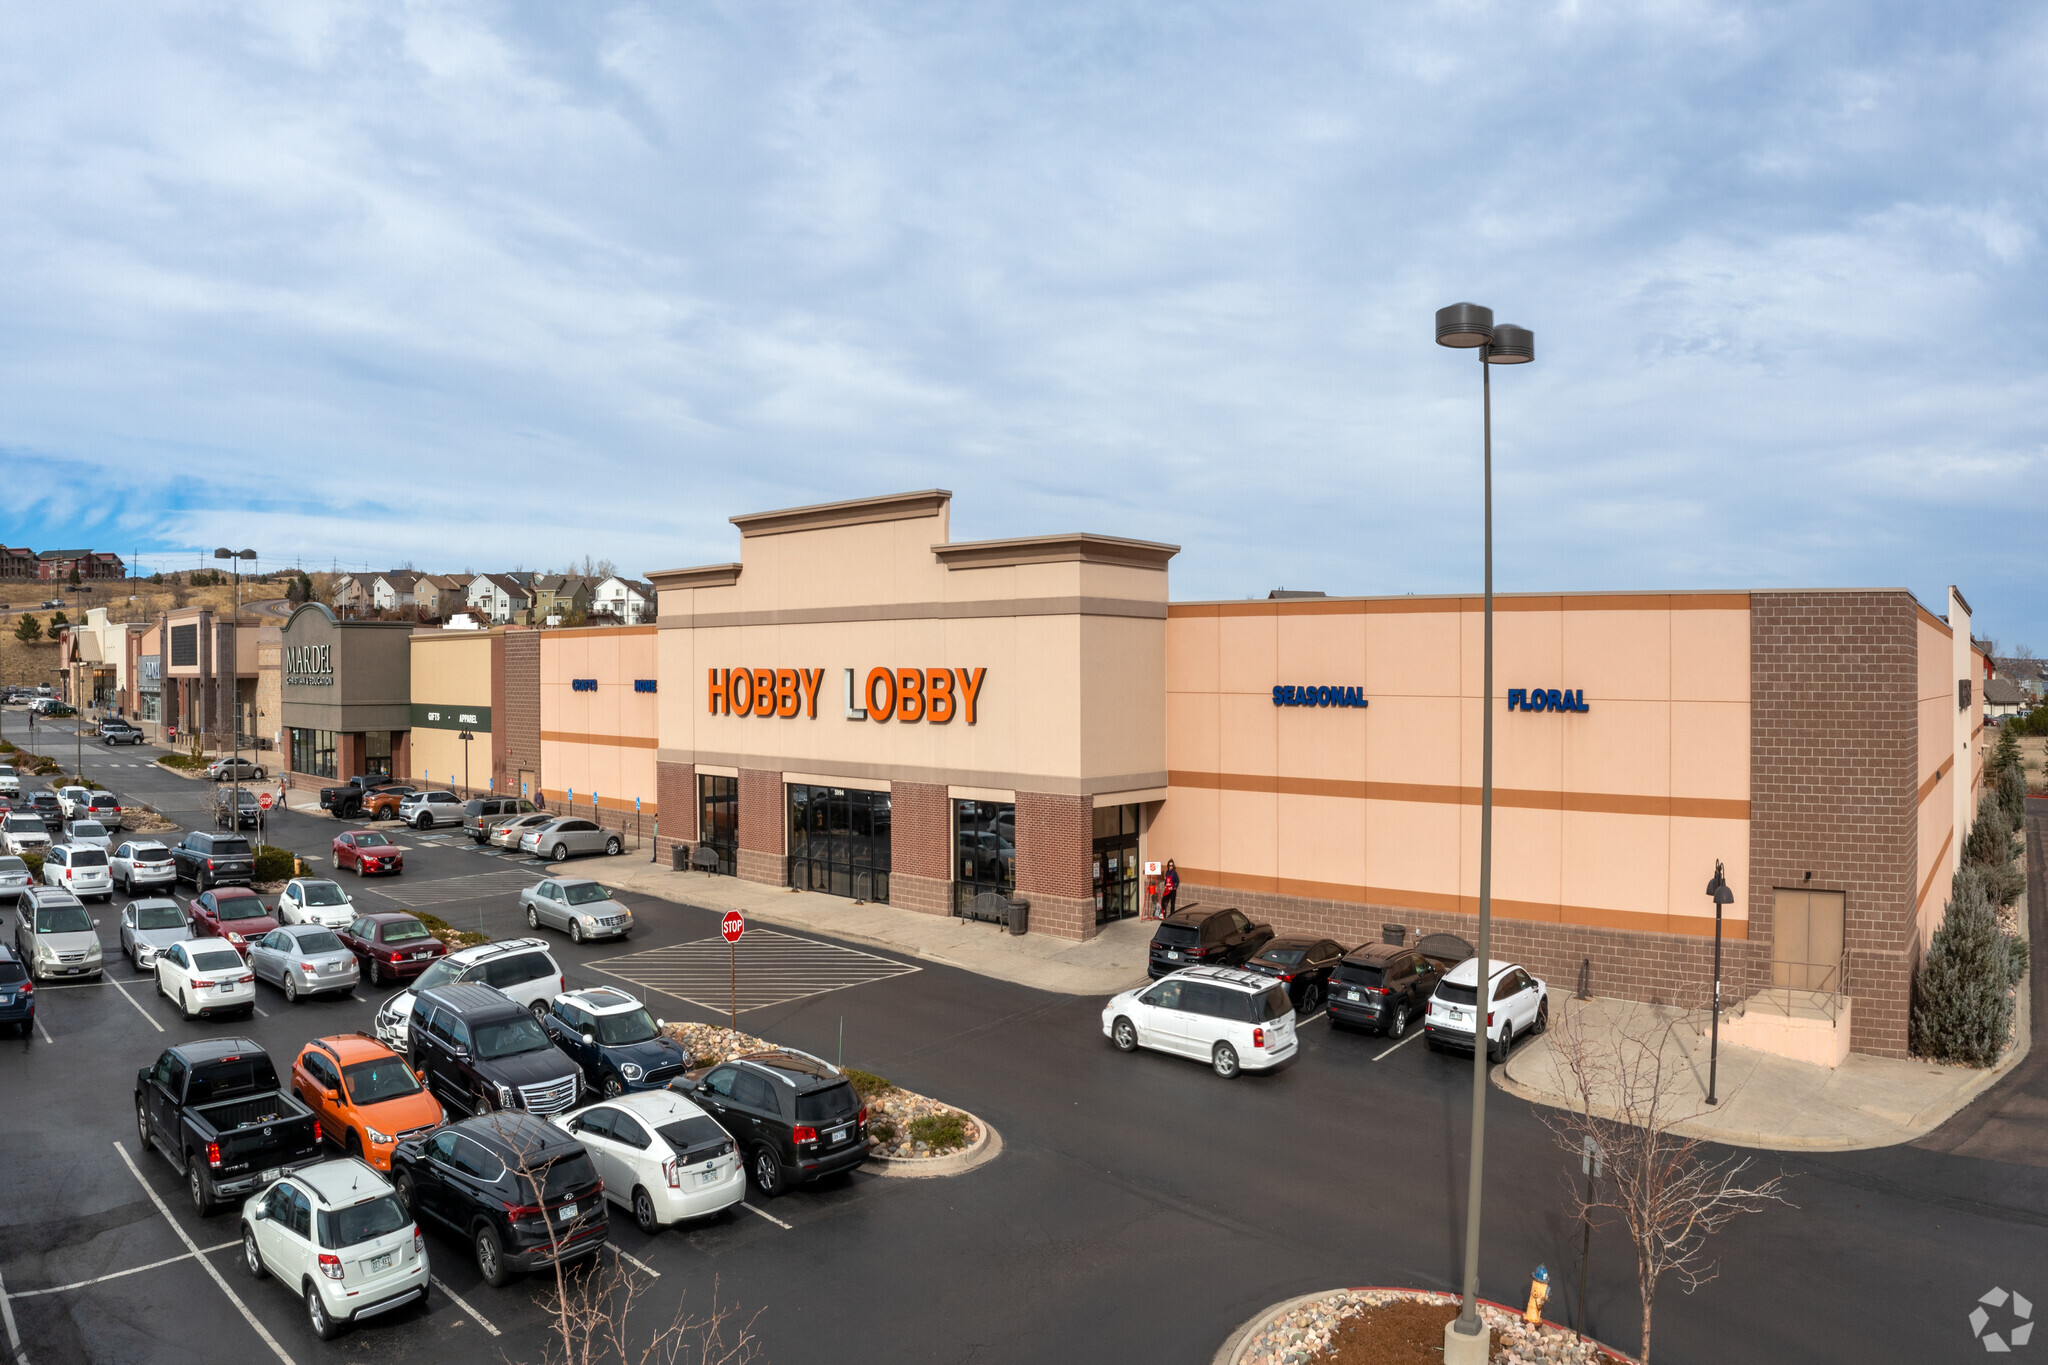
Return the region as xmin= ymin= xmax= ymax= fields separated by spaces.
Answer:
xmin=707 ymin=667 xmax=987 ymax=724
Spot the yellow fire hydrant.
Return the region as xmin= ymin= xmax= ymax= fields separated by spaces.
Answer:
xmin=1525 ymin=1264 xmax=1551 ymax=1325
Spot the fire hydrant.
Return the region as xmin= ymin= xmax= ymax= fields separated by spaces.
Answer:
xmin=1525 ymin=1264 xmax=1551 ymax=1325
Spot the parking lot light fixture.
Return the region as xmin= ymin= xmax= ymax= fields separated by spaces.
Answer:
xmin=215 ymin=548 xmax=258 ymax=819
xmin=1705 ymin=861 xmax=1735 ymax=1104
xmin=1434 ymin=302 xmax=1537 ymax=1362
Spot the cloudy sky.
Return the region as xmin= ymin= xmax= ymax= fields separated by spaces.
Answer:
xmin=3 ymin=2 xmax=2043 ymax=647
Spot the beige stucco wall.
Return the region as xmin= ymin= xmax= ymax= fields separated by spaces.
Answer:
xmin=409 ymin=631 xmax=493 ymax=790
xmin=541 ymin=626 xmax=658 ymax=814
xmin=1154 ymin=593 xmax=1752 ymax=940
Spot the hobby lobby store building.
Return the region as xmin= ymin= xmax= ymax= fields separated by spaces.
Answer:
xmin=286 ymin=490 xmax=1988 ymax=1062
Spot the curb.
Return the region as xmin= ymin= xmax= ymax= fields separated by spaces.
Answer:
xmin=1215 ymin=1287 xmax=1637 ymax=1365
xmin=865 ymin=1109 xmax=1001 ymax=1179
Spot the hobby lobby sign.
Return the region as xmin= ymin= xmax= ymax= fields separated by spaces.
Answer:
xmin=708 ymin=667 xmax=988 ymax=724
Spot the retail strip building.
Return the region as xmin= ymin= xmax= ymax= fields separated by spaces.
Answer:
xmin=281 ymin=490 xmax=1987 ymax=1061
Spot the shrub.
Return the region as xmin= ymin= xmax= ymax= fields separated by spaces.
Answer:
xmin=157 ymin=754 xmax=208 ymax=772
xmin=411 ymin=910 xmax=490 ymax=948
xmin=906 ymin=1111 xmax=970 ymax=1153
xmin=867 ymin=1117 xmax=899 ymax=1146
xmin=1911 ymin=865 xmax=2016 ymax=1067
xmin=1965 ymin=793 xmax=2014 ymax=870
xmin=2011 ymin=935 xmax=2032 ymax=985
xmin=251 ymin=844 xmax=298 ymax=883
xmin=18 ymin=851 xmax=42 ymax=880
xmin=844 ymin=1068 xmax=895 ymax=1100
xmin=0 ymin=740 xmax=13 ymax=753
xmin=1998 ymin=760 xmax=2026 ymax=826
xmin=1992 ymin=722 xmax=2023 ymax=776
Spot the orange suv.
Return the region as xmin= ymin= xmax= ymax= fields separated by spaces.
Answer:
xmin=290 ymin=1033 xmax=445 ymax=1170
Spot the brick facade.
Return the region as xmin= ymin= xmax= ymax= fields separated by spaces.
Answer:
xmin=1016 ymin=791 xmax=1095 ymax=940
xmin=502 ymin=630 xmax=541 ymax=797
xmin=889 ymin=781 xmax=953 ymax=915
xmin=655 ymin=759 xmax=696 ymax=863
xmin=736 ymin=767 xmax=786 ymax=885
xmin=1748 ymin=591 xmax=1920 ymax=1057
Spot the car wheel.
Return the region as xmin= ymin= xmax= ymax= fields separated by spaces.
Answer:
xmin=242 ymin=1226 xmax=265 ymax=1279
xmin=749 ymin=1146 xmax=785 ymax=1198
xmin=344 ymin=1130 xmax=363 ymax=1159
xmin=1389 ymin=1004 xmax=1409 ymax=1038
xmin=369 ymin=958 xmax=382 ymax=986
xmin=552 ymin=843 xmax=567 ymax=862
xmin=392 ymin=1169 xmax=416 ymax=1214
xmin=1299 ymin=983 xmax=1321 ymax=1015
xmin=136 ymin=1102 xmax=151 ymax=1151
xmin=283 ymin=974 xmax=299 ymax=1004
xmin=415 ymin=814 xmax=431 ymax=830
xmin=305 ymin=1283 xmax=342 ymax=1340
xmin=180 ymin=990 xmax=197 ymax=1022
xmin=1212 ymin=1042 xmax=1241 ymax=1079
xmin=605 ymin=837 xmax=621 ymax=856
xmin=1535 ymin=998 xmax=1550 ymax=1034
xmin=526 ymin=905 xmax=539 ymax=929
xmin=570 ymin=920 xmax=584 ymax=944
xmin=188 ymin=1162 xmax=213 ymax=1215
xmin=473 ymin=1224 xmax=513 ymax=1287
xmin=1111 ymin=1016 xmax=1138 ymax=1052
xmin=528 ymin=1000 xmax=548 ymax=1020
xmin=253 ymin=768 xmax=265 ymax=781
xmin=1492 ymin=1021 xmax=1513 ymax=1064
xmin=602 ymin=1074 xmax=625 ymax=1098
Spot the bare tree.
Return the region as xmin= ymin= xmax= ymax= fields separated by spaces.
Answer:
xmin=1538 ymin=1000 xmax=1792 ymax=1363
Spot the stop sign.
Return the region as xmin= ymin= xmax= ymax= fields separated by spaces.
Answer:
xmin=259 ymin=792 xmax=274 ymax=811
xmin=721 ymin=911 xmax=745 ymax=944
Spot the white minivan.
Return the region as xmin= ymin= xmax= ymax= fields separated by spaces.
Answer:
xmin=1101 ymin=965 xmax=1299 ymax=1078
xmin=1423 ymin=957 xmax=1549 ymax=1061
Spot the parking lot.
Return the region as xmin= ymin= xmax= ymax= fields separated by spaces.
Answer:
xmin=4 ymin=713 xmax=2046 ymax=1365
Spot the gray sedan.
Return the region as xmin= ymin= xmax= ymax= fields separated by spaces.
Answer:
xmin=246 ymin=924 xmax=361 ymax=1002
xmin=517 ymin=817 xmax=623 ymax=862
xmin=519 ymin=878 xmax=634 ymax=943
xmin=120 ymin=898 xmax=192 ymax=969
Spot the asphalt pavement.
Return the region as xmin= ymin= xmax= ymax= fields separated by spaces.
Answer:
xmin=1 ymin=709 xmax=2044 ymax=1365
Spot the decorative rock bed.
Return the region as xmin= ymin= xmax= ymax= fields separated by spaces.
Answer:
xmin=1232 ymin=1289 xmax=1629 ymax=1365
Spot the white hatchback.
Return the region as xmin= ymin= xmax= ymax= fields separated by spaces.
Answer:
xmin=1101 ymin=966 xmax=1299 ymax=1078
xmin=1423 ymin=958 xmax=1549 ymax=1062
xmin=154 ymin=937 xmax=256 ymax=1020
xmin=554 ymin=1089 xmax=745 ymax=1232
xmin=240 ymin=1158 xmax=429 ymax=1340
xmin=278 ymin=878 xmax=357 ymax=929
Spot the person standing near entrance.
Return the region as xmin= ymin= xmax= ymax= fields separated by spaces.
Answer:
xmin=1160 ymin=860 xmax=1180 ymax=916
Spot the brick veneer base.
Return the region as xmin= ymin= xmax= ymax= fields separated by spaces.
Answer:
xmin=891 ymin=872 xmax=951 ymax=916
xmin=1023 ymin=892 xmax=1096 ymax=942
xmin=1017 ymin=791 xmax=1095 ymax=941
xmin=736 ymin=847 xmax=785 ymax=886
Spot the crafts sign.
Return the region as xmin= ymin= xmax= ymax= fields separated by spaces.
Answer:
xmin=284 ymin=643 xmax=334 ymax=686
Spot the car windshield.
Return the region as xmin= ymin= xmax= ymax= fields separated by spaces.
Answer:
xmin=191 ymin=949 xmax=245 ymax=971
xmin=73 ymin=822 xmax=106 ymax=838
xmin=354 ymin=832 xmax=391 ymax=848
xmin=68 ymin=848 xmax=108 ymax=867
xmin=215 ymin=897 xmax=268 ymax=921
xmin=343 ymin=1057 xmax=424 ymax=1104
xmin=594 ymin=1008 xmax=659 ymax=1045
xmin=135 ymin=904 xmax=185 ymax=930
xmin=0 ymin=960 xmax=25 ymax=986
xmin=35 ymin=905 xmax=92 ymax=934
xmin=1254 ymin=946 xmax=1305 ymax=967
xmin=564 ymin=883 xmax=612 ymax=906
xmin=318 ymin=1194 xmax=409 ymax=1250
xmin=0 ymin=857 xmax=24 ymax=873
xmin=1249 ymin=986 xmax=1293 ymax=1022
xmin=379 ymin=920 xmax=431 ymax=943
xmin=4 ymin=816 xmax=41 ymax=833
xmin=291 ymin=930 xmax=344 ymax=954
xmin=300 ymin=882 xmax=348 ymax=906
xmin=475 ymin=1015 xmax=552 ymax=1059
xmin=412 ymin=959 xmax=463 ymax=990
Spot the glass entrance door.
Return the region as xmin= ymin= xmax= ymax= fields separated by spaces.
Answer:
xmin=789 ymin=785 xmax=891 ymax=902
xmin=699 ymin=775 xmax=737 ymax=876
xmin=1092 ymin=803 xmax=1140 ymax=923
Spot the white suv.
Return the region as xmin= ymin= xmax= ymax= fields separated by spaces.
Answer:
xmin=277 ymin=878 xmax=357 ymax=928
xmin=373 ymin=938 xmax=564 ymax=1050
xmin=397 ymin=790 xmax=463 ymax=830
xmin=1101 ymin=966 xmax=1300 ymax=1078
xmin=1423 ymin=958 xmax=1549 ymax=1061
xmin=0 ymin=764 xmax=18 ymax=795
xmin=240 ymin=1158 xmax=429 ymax=1341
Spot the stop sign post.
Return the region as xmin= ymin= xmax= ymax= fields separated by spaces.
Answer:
xmin=722 ymin=912 xmax=745 ymax=1028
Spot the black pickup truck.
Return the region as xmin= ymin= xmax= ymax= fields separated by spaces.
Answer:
xmin=135 ymin=1039 xmax=322 ymax=1215
xmin=319 ymin=776 xmax=413 ymax=820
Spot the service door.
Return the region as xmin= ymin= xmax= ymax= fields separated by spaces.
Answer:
xmin=1770 ymin=889 xmax=1845 ymax=994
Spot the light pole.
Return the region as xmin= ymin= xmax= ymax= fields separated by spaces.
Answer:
xmin=215 ymin=549 xmax=257 ymax=836
xmin=1704 ymin=860 xmax=1734 ymax=1104
xmin=458 ymin=728 xmax=475 ymax=797
xmin=1434 ymin=302 xmax=1535 ymax=1364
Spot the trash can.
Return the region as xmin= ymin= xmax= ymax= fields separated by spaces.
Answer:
xmin=1382 ymin=922 xmax=1406 ymax=946
xmin=672 ymin=844 xmax=688 ymax=871
xmin=1007 ymin=897 xmax=1030 ymax=936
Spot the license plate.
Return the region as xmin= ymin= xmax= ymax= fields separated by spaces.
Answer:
xmin=411 ymin=951 xmax=430 ymax=959
xmin=558 ymin=1203 xmax=577 ymax=1220
xmin=1346 ymin=989 xmax=1360 ymax=1001
xmin=0 ymin=994 xmax=11 ymax=1005
xmin=1167 ymin=951 xmax=1180 ymax=961
xmin=829 ymin=1126 xmax=850 ymax=1144
xmin=261 ymin=1167 xmax=280 ymax=1183
xmin=368 ymin=1251 xmax=394 ymax=1273
xmin=699 ymin=1168 xmax=720 ymax=1185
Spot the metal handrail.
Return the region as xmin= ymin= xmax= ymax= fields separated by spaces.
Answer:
xmin=1742 ymin=943 xmax=1852 ymax=1024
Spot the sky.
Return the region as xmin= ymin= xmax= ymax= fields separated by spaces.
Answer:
xmin=2 ymin=2 xmax=2044 ymax=648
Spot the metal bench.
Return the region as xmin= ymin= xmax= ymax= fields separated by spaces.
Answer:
xmin=690 ymin=845 xmax=723 ymax=874
xmin=960 ymin=891 xmax=1011 ymax=925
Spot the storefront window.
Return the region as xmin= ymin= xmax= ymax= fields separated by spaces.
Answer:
xmin=789 ymin=785 xmax=890 ymax=902
xmin=364 ymin=731 xmax=392 ymax=779
xmin=953 ymin=800 xmax=1015 ymax=914
xmin=699 ymin=775 xmax=737 ymax=876
xmin=290 ymin=728 xmax=337 ymax=779
xmin=1092 ymin=803 xmax=1141 ymax=924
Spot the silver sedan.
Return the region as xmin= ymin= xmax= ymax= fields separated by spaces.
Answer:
xmin=120 ymin=898 xmax=192 ymax=969
xmin=246 ymin=924 xmax=360 ymax=1002
xmin=517 ymin=817 xmax=622 ymax=862
xmin=490 ymin=812 xmax=555 ymax=849
xmin=519 ymin=878 xmax=634 ymax=943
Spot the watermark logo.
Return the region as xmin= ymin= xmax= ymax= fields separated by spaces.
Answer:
xmin=1971 ymin=1287 xmax=2033 ymax=1352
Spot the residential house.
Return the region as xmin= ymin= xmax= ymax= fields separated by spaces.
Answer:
xmin=1992 ymin=656 xmax=2047 ymax=701
xmin=0 ymin=544 xmax=35 ymax=580
xmin=414 ymin=574 xmax=467 ymax=621
xmin=372 ymin=572 xmax=419 ymax=612
xmin=467 ymin=574 xmax=536 ymax=624
xmin=330 ymin=575 xmax=370 ymax=616
xmin=530 ymin=575 xmax=592 ymax=625
xmin=37 ymin=549 xmax=125 ymax=581
xmin=591 ymin=575 xmax=655 ymax=625
xmin=1984 ymin=676 xmax=2029 ymax=720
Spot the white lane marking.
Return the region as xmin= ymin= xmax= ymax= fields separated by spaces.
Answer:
xmin=34 ymin=1016 xmax=54 ymax=1045
xmin=113 ymin=1142 xmax=296 ymax=1365
xmin=6 ymin=1242 xmax=240 ymax=1298
xmin=1373 ymin=1030 xmax=1424 ymax=1061
xmin=0 ymin=1262 xmax=26 ymax=1365
xmin=430 ymin=1277 xmax=501 ymax=1337
xmin=609 ymin=1245 xmax=660 ymax=1277
xmin=104 ymin=974 xmax=165 ymax=1033
xmin=251 ymin=1005 xmax=269 ymax=1018
xmin=736 ymin=1202 xmax=791 ymax=1230
xmin=1298 ymin=1010 xmax=1328 ymax=1025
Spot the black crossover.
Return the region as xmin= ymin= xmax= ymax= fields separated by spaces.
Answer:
xmin=1147 ymin=907 xmax=1275 ymax=980
xmin=674 ymin=1050 xmax=867 ymax=1197
xmin=391 ymin=1112 xmax=607 ymax=1286
xmin=407 ymin=983 xmax=584 ymax=1119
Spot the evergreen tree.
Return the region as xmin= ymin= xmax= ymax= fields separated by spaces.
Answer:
xmin=66 ymin=567 xmax=80 ymax=587
xmin=1998 ymin=759 xmax=2027 ymax=826
xmin=12 ymin=614 xmax=41 ymax=642
xmin=1911 ymin=864 xmax=2015 ymax=1066
xmin=1992 ymin=722 xmax=2022 ymax=776
xmin=47 ymin=611 xmax=68 ymax=629
xmin=1965 ymin=792 xmax=2013 ymax=869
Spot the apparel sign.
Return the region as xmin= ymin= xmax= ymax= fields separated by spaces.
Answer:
xmin=1509 ymin=687 xmax=1590 ymax=713
xmin=284 ymin=643 xmax=334 ymax=686
xmin=706 ymin=667 xmax=987 ymax=725
xmin=409 ymin=703 xmax=492 ymax=731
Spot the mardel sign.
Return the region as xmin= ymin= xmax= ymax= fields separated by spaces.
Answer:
xmin=709 ymin=667 xmax=987 ymax=724
xmin=284 ymin=643 xmax=334 ymax=686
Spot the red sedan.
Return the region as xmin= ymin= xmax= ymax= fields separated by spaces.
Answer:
xmin=338 ymin=912 xmax=446 ymax=987
xmin=187 ymin=887 xmax=279 ymax=958
xmin=333 ymin=829 xmax=404 ymax=876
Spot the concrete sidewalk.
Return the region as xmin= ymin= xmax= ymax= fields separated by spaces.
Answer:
xmin=1495 ymin=977 xmax=2032 ymax=1151
xmin=573 ymin=859 xmax=1154 ymax=998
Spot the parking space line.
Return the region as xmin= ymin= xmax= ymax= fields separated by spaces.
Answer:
xmin=1299 ymin=1010 xmax=1327 ymax=1025
xmin=104 ymin=976 xmax=165 ymax=1033
xmin=251 ymin=1005 xmax=269 ymax=1018
xmin=609 ymin=1245 xmax=660 ymax=1277
xmin=1372 ymin=1031 xmax=1424 ymax=1061
xmin=0 ymin=1262 xmax=26 ymax=1365
xmin=430 ymin=1277 xmax=501 ymax=1337
xmin=736 ymin=1202 xmax=791 ymax=1230
xmin=113 ymin=1142 xmax=297 ymax=1365
xmin=34 ymin=1016 xmax=53 ymax=1045
xmin=5 ymin=1242 xmax=239 ymax=1298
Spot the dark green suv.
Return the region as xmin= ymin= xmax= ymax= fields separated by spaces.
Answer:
xmin=673 ymin=1050 xmax=867 ymax=1197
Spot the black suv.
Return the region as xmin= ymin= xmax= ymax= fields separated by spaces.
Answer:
xmin=172 ymin=832 xmax=254 ymax=890
xmin=26 ymin=792 xmax=64 ymax=837
xmin=1327 ymin=941 xmax=1459 ymax=1036
xmin=408 ymin=983 xmax=583 ymax=1119
xmin=675 ymin=1050 xmax=867 ymax=1197
xmin=1241 ymin=936 xmax=1348 ymax=1014
xmin=1147 ymin=907 xmax=1274 ymax=980
xmin=391 ymin=1112 xmax=607 ymax=1286
xmin=211 ymin=787 xmax=260 ymax=831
